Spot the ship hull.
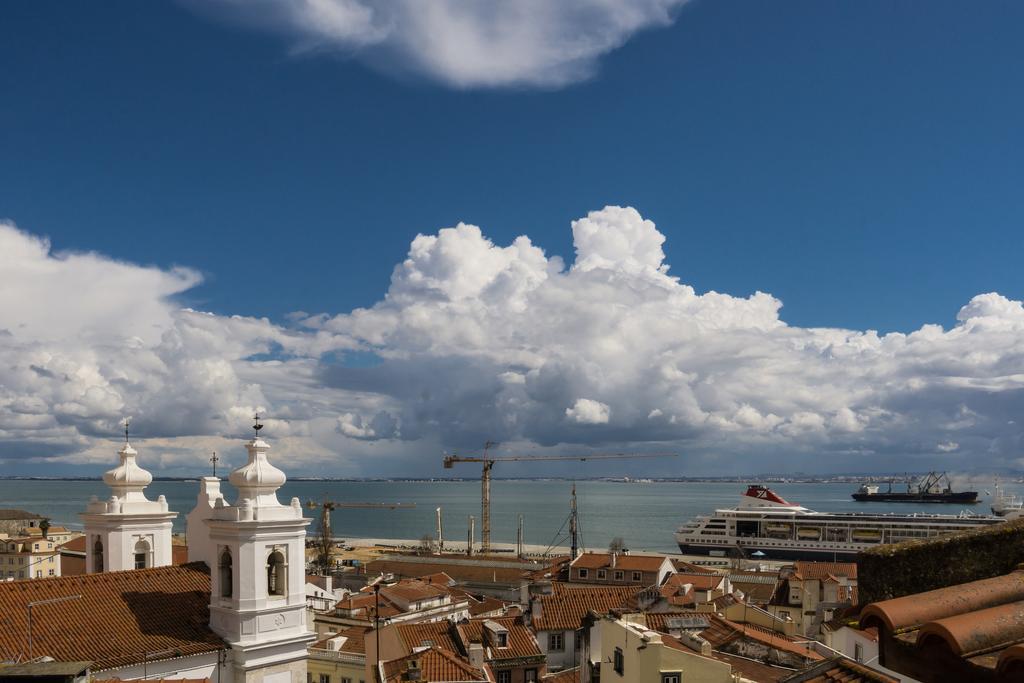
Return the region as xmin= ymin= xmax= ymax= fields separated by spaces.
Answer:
xmin=851 ymin=492 xmax=978 ymax=503
xmin=676 ymin=542 xmax=859 ymax=562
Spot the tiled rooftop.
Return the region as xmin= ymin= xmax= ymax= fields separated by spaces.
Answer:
xmin=702 ymin=618 xmax=824 ymax=661
xmin=779 ymin=656 xmax=898 ymax=683
xmin=570 ymin=552 xmax=667 ymax=572
xmin=0 ymin=562 xmax=224 ymax=671
xmin=790 ymin=562 xmax=858 ymax=581
xmin=530 ymin=583 xmax=639 ymax=632
xmin=457 ymin=616 xmax=543 ymax=661
xmin=395 ymin=620 xmax=460 ymax=653
xmin=381 ymin=646 xmax=486 ymax=683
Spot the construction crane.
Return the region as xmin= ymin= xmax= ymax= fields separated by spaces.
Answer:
xmin=443 ymin=443 xmax=676 ymax=554
xmin=306 ymin=499 xmax=416 ymax=573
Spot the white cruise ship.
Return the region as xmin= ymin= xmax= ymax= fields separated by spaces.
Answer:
xmin=675 ymin=485 xmax=1003 ymax=561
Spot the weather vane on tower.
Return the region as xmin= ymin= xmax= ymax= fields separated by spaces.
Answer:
xmin=210 ymin=451 xmax=219 ymax=477
xmin=253 ymin=412 xmax=264 ymax=436
xmin=122 ymin=416 xmax=131 ymax=443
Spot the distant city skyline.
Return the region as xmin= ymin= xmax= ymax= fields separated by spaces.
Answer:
xmin=2 ymin=1 xmax=1024 ymax=477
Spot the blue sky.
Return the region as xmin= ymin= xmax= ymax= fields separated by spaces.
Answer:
xmin=2 ymin=1 xmax=1024 ymax=477
xmin=3 ymin=0 xmax=1022 ymax=331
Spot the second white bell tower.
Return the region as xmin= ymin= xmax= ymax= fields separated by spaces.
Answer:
xmin=207 ymin=417 xmax=313 ymax=683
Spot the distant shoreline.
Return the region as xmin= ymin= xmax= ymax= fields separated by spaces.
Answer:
xmin=2 ymin=474 xmax=1022 ymax=483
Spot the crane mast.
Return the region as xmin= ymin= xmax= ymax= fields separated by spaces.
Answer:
xmin=443 ymin=446 xmax=675 ymax=554
xmin=306 ymin=499 xmax=415 ymax=573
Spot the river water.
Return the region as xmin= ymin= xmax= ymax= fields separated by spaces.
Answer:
xmin=3 ymin=479 xmax=1019 ymax=554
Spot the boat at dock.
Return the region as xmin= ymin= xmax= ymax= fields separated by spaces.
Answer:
xmin=851 ymin=472 xmax=978 ymax=504
xmin=674 ymin=485 xmax=1001 ymax=561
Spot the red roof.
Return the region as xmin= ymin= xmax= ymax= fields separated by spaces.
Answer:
xmin=570 ymin=553 xmax=668 ymax=573
xmin=530 ymin=584 xmax=639 ymax=632
xmin=790 ymin=561 xmax=858 ymax=581
xmin=457 ymin=617 xmax=543 ymax=661
xmin=381 ymin=647 xmax=486 ymax=683
xmin=0 ymin=563 xmax=224 ymax=671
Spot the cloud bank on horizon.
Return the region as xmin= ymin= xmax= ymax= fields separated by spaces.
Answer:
xmin=2 ymin=207 xmax=1024 ymax=476
xmin=182 ymin=0 xmax=690 ymax=88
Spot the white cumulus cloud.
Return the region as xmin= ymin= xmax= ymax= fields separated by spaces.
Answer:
xmin=182 ymin=0 xmax=691 ymax=88
xmin=5 ymin=207 xmax=1024 ymax=476
xmin=566 ymin=398 xmax=611 ymax=425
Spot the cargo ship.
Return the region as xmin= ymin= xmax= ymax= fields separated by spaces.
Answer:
xmin=674 ymin=485 xmax=1000 ymax=561
xmin=852 ymin=472 xmax=978 ymax=504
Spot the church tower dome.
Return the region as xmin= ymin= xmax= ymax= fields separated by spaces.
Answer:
xmin=103 ymin=441 xmax=154 ymax=501
xmin=80 ymin=419 xmax=177 ymax=573
xmin=229 ymin=435 xmax=287 ymax=508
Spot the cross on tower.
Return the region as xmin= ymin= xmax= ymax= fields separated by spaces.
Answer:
xmin=253 ymin=412 xmax=264 ymax=436
xmin=210 ymin=451 xmax=219 ymax=477
xmin=122 ymin=416 xmax=131 ymax=443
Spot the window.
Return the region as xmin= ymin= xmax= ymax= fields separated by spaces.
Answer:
xmin=48 ymin=569 xmax=54 ymax=576
xmin=613 ymin=647 xmax=624 ymax=676
xmin=525 ymin=669 xmax=538 ymax=683
xmin=341 ymin=678 xmax=352 ymax=683
xmin=548 ymin=632 xmax=564 ymax=651
xmin=93 ymin=537 xmax=104 ymax=573
xmin=661 ymin=674 xmax=680 ymax=683
xmin=133 ymin=539 xmax=151 ymax=570
xmin=319 ymin=674 xmax=330 ymax=683
xmin=578 ymin=568 xmax=589 ymax=579
xmin=495 ymin=632 xmax=508 ymax=647
xmin=35 ymin=570 xmax=42 ymax=578
xmin=613 ymin=570 xmax=624 ymax=581
xmin=496 ymin=671 xmax=511 ymax=683
xmin=854 ymin=643 xmax=863 ymax=663
xmin=632 ymin=571 xmax=642 ymax=582
xmin=267 ymin=550 xmax=287 ymax=596
xmin=306 ymin=673 xmax=311 ymax=683
xmin=597 ymin=569 xmax=607 ymax=579
xmin=34 ymin=543 xmax=39 ymax=551
xmin=219 ymin=548 xmax=234 ymax=598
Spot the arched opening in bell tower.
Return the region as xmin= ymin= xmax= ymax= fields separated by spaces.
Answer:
xmin=219 ymin=547 xmax=233 ymax=597
xmin=93 ymin=537 xmax=104 ymax=572
xmin=133 ymin=538 xmax=151 ymax=569
xmin=267 ymin=550 xmax=286 ymax=597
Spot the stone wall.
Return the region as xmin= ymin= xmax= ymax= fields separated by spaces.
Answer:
xmin=857 ymin=517 xmax=1024 ymax=605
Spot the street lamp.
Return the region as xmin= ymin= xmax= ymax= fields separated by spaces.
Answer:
xmin=27 ymin=594 xmax=82 ymax=660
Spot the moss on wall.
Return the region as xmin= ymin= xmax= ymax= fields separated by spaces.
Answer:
xmin=857 ymin=517 xmax=1024 ymax=605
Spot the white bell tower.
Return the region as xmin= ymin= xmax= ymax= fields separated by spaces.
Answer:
xmin=80 ymin=419 xmax=177 ymax=573
xmin=207 ymin=415 xmax=313 ymax=683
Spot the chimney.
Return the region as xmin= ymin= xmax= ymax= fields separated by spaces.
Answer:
xmin=611 ymin=552 xmax=617 ymax=569
xmin=468 ymin=643 xmax=485 ymax=669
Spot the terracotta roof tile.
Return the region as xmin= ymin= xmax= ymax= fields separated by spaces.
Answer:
xmin=916 ymin=599 xmax=1024 ymax=657
xmin=710 ymin=651 xmax=792 ymax=682
xmin=381 ymin=579 xmax=450 ymax=603
xmin=702 ymin=618 xmax=824 ymax=661
xmin=859 ymin=568 xmax=1024 ymax=632
xmin=457 ymin=617 xmax=543 ymax=661
xmin=570 ymin=553 xmax=667 ymax=572
xmin=312 ymin=626 xmax=370 ymax=655
xmin=366 ymin=558 xmax=536 ymax=585
xmin=662 ymin=572 xmax=726 ymax=593
xmin=381 ymin=646 xmax=486 ymax=683
xmin=0 ymin=562 xmax=224 ymax=671
xmin=779 ymin=656 xmax=898 ymax=683
xmin=790 ymin=562 xmax=858 ymax=581
xmin=530 ymin=584 xmax=639 ymax=632
xmin=59 ymin=536 xmax=87 ymax=553
xmin=395 ymin=621 xmax=460 ymax=653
